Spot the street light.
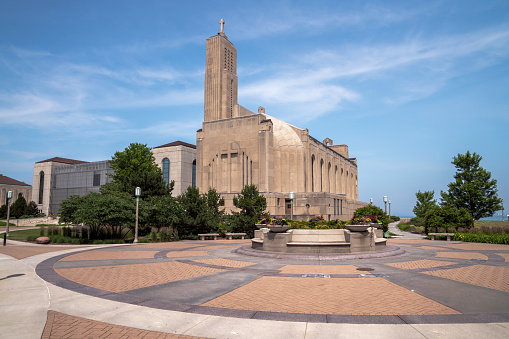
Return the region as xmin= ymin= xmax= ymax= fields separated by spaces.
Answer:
xmin=383 ymin=196 xmax=388 ymax=214
xmin=388 ymin=200 xmax=391 ymax=219
xmin=3 ymin=191 xmax=12 ymax=246
xmin=134 ymin=187 xmax=141 ymax=243
xmin=289 ymin=192 xmax=294 ymax=222
xmin=370 ymin=198 xmax=373 ymax=205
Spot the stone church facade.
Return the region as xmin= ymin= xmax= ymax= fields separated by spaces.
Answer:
xmin=196 ymin=23 xmax=366 ymax=221
xmin=29 ymin=22 xmax=366 ymax=221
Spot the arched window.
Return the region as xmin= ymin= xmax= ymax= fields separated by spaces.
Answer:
xmin=192 ymin=159 xmax=196 ymax=188
xmin=38 ymin=171 xmax=44 ymax=204
xmin=311 ymin=155 xmax=315 ymax=192
xmin=320 ymin=159 xmax=324 ymax=191
xmin=162 ymin=158 xmax=170 ymax=184
xmin=18 ymin=192 xmax=23 ymax=198
xmin=328 ymin=162 xmax=331 ymax=192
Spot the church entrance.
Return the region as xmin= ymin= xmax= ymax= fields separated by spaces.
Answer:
xmin=285 ymin=199 xmax=292 ymax=217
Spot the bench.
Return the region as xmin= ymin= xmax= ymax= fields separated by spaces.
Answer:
xmin=198 ymin=233 xmax=219 ymax=240
xmin=225 ymin=232 xmax=247 ymax=240
xmin=429 ymin=233 xmax=454 ymax=241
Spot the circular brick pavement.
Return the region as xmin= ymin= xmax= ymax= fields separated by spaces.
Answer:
xmin=35 ymin=239 xmax=509 ymax=324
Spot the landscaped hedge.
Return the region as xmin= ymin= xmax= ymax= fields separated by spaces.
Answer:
xmin=453 ymin=232 xmax=509 ymax=244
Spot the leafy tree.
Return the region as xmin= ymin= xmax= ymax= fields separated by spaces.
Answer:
xmin=177 ymin=187 xmax=225 ymax=237
xmin=141 ymin=195 xmax=184 ymax=237
xmin=59 ymin=195 xmax=84 ymax=224
xmin=230 ymin=185 xmax=267 ymax=237
xmin=106 ymin=142 xmax=171 ymax=198
xmin=424 ymin=205 xmax=472 ymax=234
xmin=25 ymin=201 xmax=39 ymax=216
xmin=10 ymin=196 xmax=27 ymax=219
xmin=0 ymin=205 xmax=7 ymax=219
xmin=73 ymin=192 xmax=135 ymax=239
xmin=413 ymin=190 xmax=437 ymax=219
xmin=440 ymin=151 xmax=503 ymax=220
xmin=353 ymin=204 xmax=390 ymax=232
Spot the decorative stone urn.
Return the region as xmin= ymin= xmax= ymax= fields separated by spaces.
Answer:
xmin=267 ymin=225 xmax=291 ymax=233
xmin=346 ymin=225 xmax=370 ymax=232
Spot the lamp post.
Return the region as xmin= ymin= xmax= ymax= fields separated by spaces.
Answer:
xmin=134 ymin=187 xmax=141 ymax=243
xmin=383 ymin=196 xmax=388 ymax=214
xmin=3 ymin=191 xmax=12 ymax=246
xmin=388 ymin=200 xmax=391 ymax=219
xmin=370 ymin=198 xmax=373 ymax=205
xmin=289 ymin=192 xmax=294 ymax=222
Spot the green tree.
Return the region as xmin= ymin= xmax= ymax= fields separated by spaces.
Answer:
xmin=413 ymin=190 xmax=437 ymax=219
xmin=10 ymin=196 xmax=27 ymax=218
xmin=71 ymin=192 xmax=135 ymax=239
xmin=141 ymin=194 xmax=184 ymax=237
xmin=440 ymin=151 xmax=503 ymax=220
xmin=0 ymin=205 xmax=7 ymax=219
xmin=177 ymin=187 xmax=225 ymax=237
xmin=230 ymin=185 xmax=267 ymax=237
xmin=106 ymin=142 xmax=171 ymax=198
xmin=424 ymin=205 xmax=472 ymax=234
xmin=353 ymin=204 xmax=390 ymax=232
xmin=25 ymin=201 xmax=39 ymax=216
xmin=59 ymin=195 xmax=84 ymax=224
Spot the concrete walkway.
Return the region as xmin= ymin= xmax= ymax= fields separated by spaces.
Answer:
xmin=1 ymin=237 xmax=509 ymax=338
xmin=388 ymin=221 xmax=427 ymax=240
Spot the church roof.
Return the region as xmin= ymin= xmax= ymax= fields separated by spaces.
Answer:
xmin=264 ymin=115 xmax=304 ymax=150
xmin=154 ymin=141 xmax=196 ymax=149
xmin=36 ymin=157 xmax=89 ymax=165
xmin=0 ymin=174 xmax=31 ymax=186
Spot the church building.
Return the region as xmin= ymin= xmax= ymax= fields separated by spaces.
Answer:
xmin=30 ymin=21 xmax=366 ymax=221
xmin=196 ymin=21 xmax=366 ymax=220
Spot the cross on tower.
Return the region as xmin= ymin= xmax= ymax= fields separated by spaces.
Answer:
xmin=220 ymin=19 xmax=225 ymax=33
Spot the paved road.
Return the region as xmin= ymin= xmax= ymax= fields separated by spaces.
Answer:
xmin=1 ymin=235 xmax=508 ymax=338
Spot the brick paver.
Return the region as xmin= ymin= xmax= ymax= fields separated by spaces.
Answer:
xmin=435 ymin=252 xmax=489 ymax=260
xmin=434 ymin=243 xmax=509 ymax=251
xmin=192 ymin=245 xmax=228 ymax=250
xmin=201 ymin=276 xmax=460 ymax=315
xmin=42 ymin=310 xmax=209 ymax=339
xmin=59 ymin=250 xmax=159 ymax=261
xmin=0 ymin=245 xmax=81 ymax=260
xmin=496 ymin=253 xmax=509 ymax=262
xmin=165 ymin=251 xmax=209 ymax=258
xmin=385 ymin=259 xmax=457 ymax=270
xmin=413 ymin=246 xmax=450 ymax=251
xmin=129 ymin=243 xmax=202 ymax=249
xmin=422 ymin=265 xmax=509 ymax=293
xmin=56 ymin=261 xmax=224 ymax=292
xmin=279 ymin=265 xmax=365 ymax=275
xmin=191 ymin=258 xmax=256 ymax=268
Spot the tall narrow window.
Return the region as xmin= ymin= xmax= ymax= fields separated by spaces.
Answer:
xmin=38 ymin=171 xmax=44 ymax=204
xmin=250 ymin=160 xmax=253 ymax=185
xmin=162 ymin=158 xmax=170 ymax=184
xmin=320 ymin=159 xmax=324 ymax=192
xmin=93 ymin=172 xmax=101 ymax=186
xmin=328 ymin=162 xmax=331 ymax=192
xmin=242 ymin=152 xmax=244 ymax=187
xmin=311 ymin=155 xmax=315 ymax=192
xmin=192 ymin=160 xmax=196 ymax=188
xmin=246 ymin=156 xmax=249 ymax=186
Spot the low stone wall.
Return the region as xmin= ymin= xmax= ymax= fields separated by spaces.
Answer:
xmin=253 ymin=228 xmax=386 ymax=254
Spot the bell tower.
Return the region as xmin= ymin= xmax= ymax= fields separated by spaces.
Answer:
xmin=204 ymin=19 xmax=238 ymax=122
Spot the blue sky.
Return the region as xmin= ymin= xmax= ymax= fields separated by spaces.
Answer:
xmin=1 ymin=0 xmax=508 ymax=217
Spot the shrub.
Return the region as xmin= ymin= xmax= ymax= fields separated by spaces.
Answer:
xmin=353 ymin=205 xmax=390 ymax=232
xmin=454 ymin=232 xmax=509 ymax=244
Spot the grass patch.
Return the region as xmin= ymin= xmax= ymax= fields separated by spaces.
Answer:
xmin=5 ymin=228 xmax=41 ymax=241
xmin=0 ymin=221 xmax=16 ymax=227
xmin=474 ymin=221 xmax=509 ymax=229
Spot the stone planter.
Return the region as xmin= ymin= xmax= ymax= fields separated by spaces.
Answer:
xmin=255 ymin=224 xmax=268 ymax=229
xmin=346 ymin=225 xmax=370 ymax=232
xmin=267 ymin=225 xmax=291 ymax=233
